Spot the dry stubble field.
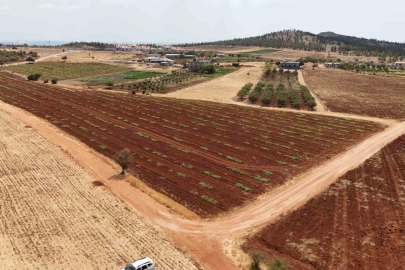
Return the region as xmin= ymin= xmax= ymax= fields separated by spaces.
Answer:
xmin=0 ymin=109 xmax=199 ymax=270
xmin=243 ymin=134 xmax=405 ymax=270
xmin=302 ymin=68 xmax=405 ymax=119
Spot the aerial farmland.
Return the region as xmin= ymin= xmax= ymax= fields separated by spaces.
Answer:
xmin=1 ymin=2 xmax=405 ymax=270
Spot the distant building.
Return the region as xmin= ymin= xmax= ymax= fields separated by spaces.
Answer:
xmin=325 ymin=62 xmax=342 ymax=68
xmin=217 ymin=53 xmax=226 ymax=57
xmin=165 ymin=54 xmax=181 ymax=58
xmin=391 ymin=62 xmax=405 ymax=70
xmin=146 ymin=57 xmax=174 ymax=66
xmin=188 ymin=59 xmax=212 ymax=72
xmin=279 ymin=61 xmax=300 ymax=70
xmin=184 ymin=55 xmax=195 ymax=59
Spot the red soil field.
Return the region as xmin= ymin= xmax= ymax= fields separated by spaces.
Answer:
xmin=302 ymin=68 xmax=405 ymax=120
xmin=0 ymin=72 xmax=382 ymax=217
xmin=243 ymin=134 xmax=405 ymax=270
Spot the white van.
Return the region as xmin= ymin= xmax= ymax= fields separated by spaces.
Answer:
xmin=121 ymin=257 xmax=155 ymax=270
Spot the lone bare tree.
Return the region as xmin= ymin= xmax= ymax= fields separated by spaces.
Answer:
xmin=114 ymin=148 xmax=131 ymax=175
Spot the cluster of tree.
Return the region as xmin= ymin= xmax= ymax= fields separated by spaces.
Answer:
xmin=0 ymin=50 xmax=37 ymax=65
xmin=179 ymin=30 xmax=326 ymax=52
xmin=289 ymin=90 xmax=301 ymax=109
xmin=300 ymin=86 xmax=316 ymax=109
xmin=179 ymin=29 xmax=405 ymax=57
xmin=339 ymin=62 xmax=391 ymax=73
xmin=261 ymin=84 xmax=273 ymax=105
xmin=237 ymin=83 xmax=253 ymax=99
xmin=276 ymin=83 xmax=287 ymax=106
xmin=200 ymin=65 xmax=215 ymax=74
xmin=27 ymin=73 xmax=42 ymax=81
xmin=248 ymin=83 xmax=265 ymax=103
xmin=318 ymin=33 xmax=405 ymax=57
xmin=61 ymin=42 xmax=115 ymax=48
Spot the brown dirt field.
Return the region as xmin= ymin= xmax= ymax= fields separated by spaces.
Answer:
xmin=242 ymin=133 xmax=405 ymax=270
xmin=302 ymin=68 xmax=405 ymax=120
xmin=0 ymin=72 xmax=382 ymax=218
xmin=0 ymin=109 xmax=199 ymax=270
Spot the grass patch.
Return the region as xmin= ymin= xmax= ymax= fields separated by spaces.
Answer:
xmin=5 ymin=62 xmax=131 ymax=80
xmin=200 ymin=182 xmax=213 ymax=189
xmin=201 ymin=195 xmax=217 ymax=204
xmin=235 ymin=183 xmax=251 ymax=191
xmin=80 ymin=70 xmax=165 ymax=84
xmin=201 ymin=66 xmax=237 ymax=78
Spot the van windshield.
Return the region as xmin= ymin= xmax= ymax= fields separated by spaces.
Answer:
xmin=125 ymin=265 xmax=136 ymax=270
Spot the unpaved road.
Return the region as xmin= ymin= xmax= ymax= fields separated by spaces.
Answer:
xmin=0 ymin=107 xmax=199 ymax=270
xmin=2 ymin=98 xmax=405 ymax=270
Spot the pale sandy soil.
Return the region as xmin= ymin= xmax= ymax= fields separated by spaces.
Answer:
xmin=0 ymin=108 xmax=199 ymax=270
xmin=154 ymin=62 xmax=264 ymax=102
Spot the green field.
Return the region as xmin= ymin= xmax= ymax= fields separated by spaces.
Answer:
xmin=245 ymin=49 xmax=279 ymax=54
xmin=79 ymin=70 xmax=165 ymax=84
xmin=201 ymin=66 xmax=238 ymax=78
xmin=5 ymin=62 xmax=131 ymax=80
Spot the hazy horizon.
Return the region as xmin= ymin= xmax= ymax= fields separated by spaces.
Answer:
xmin=1 ymin=0 xmax=404 ymax=45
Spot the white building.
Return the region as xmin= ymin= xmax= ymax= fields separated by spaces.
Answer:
xmin=146 ymin=57 xmax=174 ymax=66
xmin=165 ymin=54 xmax=181 ymax=58
xmin=391 ymin=62 xmax=405 ymax=70
xmin=325 ymin=62 xmax=342 ymax=68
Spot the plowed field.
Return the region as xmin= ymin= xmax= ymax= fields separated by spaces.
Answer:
xmin=0 ymin=73 xmax=382 ymax=217
xmin=243 ymin=134 xmax=405 ymax=270
xmin=0 ymin=109 xmax=199 ymax=270
xmin=302 ymin=69 xmax=405 ymax=119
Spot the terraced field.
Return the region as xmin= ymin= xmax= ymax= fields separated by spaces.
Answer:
xmin=0 ymin=108 xmax=199 ymax=270
xmin=243 ymin=134 xmax=405 ymax=270
xmin=0 ymin=72 xmax=382 ymax=217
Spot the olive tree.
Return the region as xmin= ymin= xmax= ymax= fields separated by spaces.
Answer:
xmin=114 ymin=149 xmax=132 ymax=175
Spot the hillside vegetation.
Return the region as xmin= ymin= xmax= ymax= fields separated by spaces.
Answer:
xmin=180 ymin=29 xmax=405 ymax=58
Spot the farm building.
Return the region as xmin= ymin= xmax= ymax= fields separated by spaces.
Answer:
xmin=146 ymin=57 xmax=174 ymax=66
xmin=217 ymin=53 xmax=226 ymax=57
xmin=325 ymin=62 xmax=342 ymax=68
xmin=279 ymin=61 xmax=300 ymax=70
xmin=391 ymin=62 xmax=405 ymax=70
xmin=166 ymin=54 xmax=181 ymax=58
xmin=187 ymin=59 xmax=212 ymax=72
xmin=184 ymin=55 xmax=195 ymax=58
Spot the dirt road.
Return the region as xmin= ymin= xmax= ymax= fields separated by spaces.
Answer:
xmin=2 ymin=98 xmax=405 ymax=269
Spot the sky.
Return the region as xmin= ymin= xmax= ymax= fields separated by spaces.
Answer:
xmin=1 ymin=0 xmax=404 ymax=45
